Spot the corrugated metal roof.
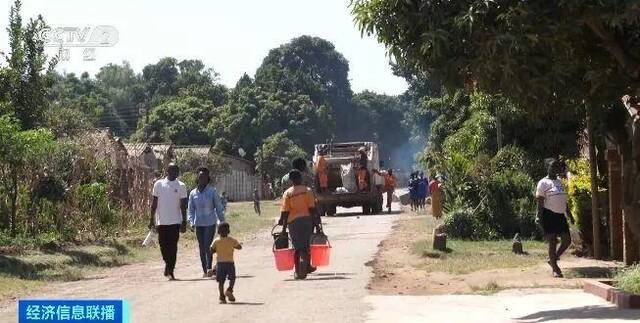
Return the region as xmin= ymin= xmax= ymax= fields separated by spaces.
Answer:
xmin=173 ymin=145 xmax=212 ymax=158
xmin=123 ymin=143 xmax=151 ymax=157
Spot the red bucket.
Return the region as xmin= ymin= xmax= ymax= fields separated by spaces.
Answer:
xmin=273 ymin=247 xmax=295 ymax=271
xmin=310 ymin=242 xmax=331 ymax=267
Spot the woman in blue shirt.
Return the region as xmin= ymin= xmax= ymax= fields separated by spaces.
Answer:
xmin=187 ymin=167 xmax=225 ymax=278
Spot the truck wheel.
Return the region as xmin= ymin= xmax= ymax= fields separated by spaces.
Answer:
xmin=326 ymin=205 xmax=336 ymax=217
xmin=317 ymin=204 xmax=325 ymax=217
xmin=372 ymin=201 xmax=383 ymax=214
xmin=362 ymin=203 xmax=371 ymax=215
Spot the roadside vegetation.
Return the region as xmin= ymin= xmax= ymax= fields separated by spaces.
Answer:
xmin=615 ymin=265 xmax=640 ymax=295
xmin=408 ymin=216 xmax=548 ymax=275
xmin=413 ymin=238 xmax=548 ymax=275
xmin=367 ymin=213 xmax=611 ymax=295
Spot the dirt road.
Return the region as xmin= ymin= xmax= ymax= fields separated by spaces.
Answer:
xmin=0 ymin=206 xmax=399 ymax=323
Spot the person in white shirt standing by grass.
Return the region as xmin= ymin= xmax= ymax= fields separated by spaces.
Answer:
xmin=536 ymin=159 xmax=575 ymax=278
xmin=149 ymin=163 xmax=188 ymax=281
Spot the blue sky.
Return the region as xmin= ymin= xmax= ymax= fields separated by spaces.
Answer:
xmin=0 ymin=0 xmax=408 ymax=95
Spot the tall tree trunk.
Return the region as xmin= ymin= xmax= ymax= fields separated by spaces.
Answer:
xmin=607 ymin=148 xmax=624 ymax=260
xmin=496 ymin=115 xmax=503 ymax=150
xmin=9 ymin=172 xmax=18 ymax=237
xmin=587 ymin=108 xmax=602 ymax=259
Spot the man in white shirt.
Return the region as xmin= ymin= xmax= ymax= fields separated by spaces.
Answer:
xmin=149 ymin=163 xmax=188 ymax=280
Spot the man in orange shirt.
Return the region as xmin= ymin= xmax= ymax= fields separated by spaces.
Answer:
xmin=279 ymin=169 xmax=321 ymax=279
xmin=383 ymin=169 xmax=397 ymax=213
xmin=316 ymin=154 xmax=329 ymax=192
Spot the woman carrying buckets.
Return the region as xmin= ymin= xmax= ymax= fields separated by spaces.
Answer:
xmin=278 ymin=169 xmax=322 ymax=279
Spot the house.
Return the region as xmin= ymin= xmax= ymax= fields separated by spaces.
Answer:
xmin=214 ymin=153 xmax=264 ymax=201
xmin=172 ymin=145 xmax=264 ymax=201
xmin=78 ymin=128 xmax=128 ymax=169
xmin=149 ymin=143 xmax=175 ymax=171
xmin=122 ymin=142 xmax=156 ymax=170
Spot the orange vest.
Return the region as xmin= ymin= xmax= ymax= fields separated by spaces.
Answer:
xmin=317 ymin=156 xmax=328 ymax=188
xmin=384 ymin=174 xmax=396 ymax=191
xmin=281 ymin=185 xmax=316 ymax=223
xmin=357 ymin=168 xmax=369 ymax=190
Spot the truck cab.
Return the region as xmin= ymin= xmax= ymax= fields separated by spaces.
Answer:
xmin=312 ymin=142 xmax=383 ymax=215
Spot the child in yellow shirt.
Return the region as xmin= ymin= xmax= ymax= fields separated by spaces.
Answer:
xmin=211 ymin=223 xmax=242 ymax=304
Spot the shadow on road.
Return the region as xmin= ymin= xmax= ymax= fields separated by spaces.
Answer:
xmin=331 ymin=211 xmax=402 ymax=218
xmin=314 ymin=272 xmax=355 ymax=276
xmin=283 ymin=276 xmax=351 ymax=282
xmin=173 ymin=275 xmax=255 ymax=282
xmin=227 ymin=302 xmax=264 ymax=306
xmin=565 ymin=266 xmax=616 ymax=279
xmin=515 ymin=305 xmax=640 ymax=322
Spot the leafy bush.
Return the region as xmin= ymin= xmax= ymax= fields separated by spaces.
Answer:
xmin=75 ymin=182 xmax=116 ymax=239
xmin=566 ymin=159 xmax=593 ymax=247
xmin=443 ymin=207 xmax=495 ymax=240
xmin=615 ymin=265 xmax=640 ymax=295
xmin=482 ymin=169 xmax=536 ymax=238
xmin=491 ymin=145 xmax=544 ymax=179
xmin=437 ymin=146 xmax=542 ymax=240
xmin=180 ymin=172 xmax=197 ymax=192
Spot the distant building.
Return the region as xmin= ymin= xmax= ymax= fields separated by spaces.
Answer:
xmin=123 ymin=142 xmax=156 ymax=170
xmin=215 ymin=153 xmax=264 ymax=201
xmin=172 ymin=145 xmax=264 ymax=201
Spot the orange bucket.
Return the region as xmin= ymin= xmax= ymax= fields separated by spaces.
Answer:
xmin=310 ymin=242 xmax=331 ymax=267
xmin=273 ymin=246 xmax=295 ymax=271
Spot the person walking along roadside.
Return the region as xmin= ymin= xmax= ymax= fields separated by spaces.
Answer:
xmin=536 ymin=159 xmax=575 ymax=278
xmin=149 ymin=163 xmax=188 ymax=281
xmin=188 ymin=167 xmax=225 ymax=278
xmin=429 ymin=176 xmax=443 ymax=219
xmin=383 ymin=169 xmax=397 ymax=213
xmin=253 ymin=189 xmax=261 ymax=216
xmin=373 ymin=168 xmax=397 ymax=213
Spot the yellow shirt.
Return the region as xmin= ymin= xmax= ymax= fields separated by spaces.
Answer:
xmin=281 ymin=185 xmax=316 ymax=223
xmin=211 ymin=236 xmax=240 ymax=263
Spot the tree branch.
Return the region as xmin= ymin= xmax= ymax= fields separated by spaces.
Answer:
xmin=583 ymin=14 xmax=640 ymax=80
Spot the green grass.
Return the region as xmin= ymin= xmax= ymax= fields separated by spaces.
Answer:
xmin=224 ymin=200 xmax=280 ymax=239
xmin=615 ymin=265 xmax=640 ymax=294
xmin=0 ymin=242 xmax=148 ymax=300
xmin=412 ymin=238 xmax=548 ymax=275
xmin=0 ymin=201 xmax=277 ymax=301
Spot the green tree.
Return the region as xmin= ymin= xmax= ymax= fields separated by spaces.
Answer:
xmin=351 ymin=1 xmax=639 ymax=107
xmin=141 ymin=57 xmax=179 ymax=105
xmin=0 ymin=0 xmax=57 ymax=129
xmin=254 ymin=131 xmax=307 ymax=187
xmin=47 ymin=72 xmax=105 ymax=136
xmin=254 ymin=36 xmax=353 ymax=139
xmin=208 ymin=84 xmax=333 ymax=159
xmin=135 ymin=96 xmax=214 ymax=144
xmin=0 ymin=116 xmax=54 ymax=236
xmin=95 ymin=62 xmax=145 ymax=135
xmin=352 ymin=90 xmax=412 ymax=166
xmin=176 ymin=59 xmax=228 ymax=106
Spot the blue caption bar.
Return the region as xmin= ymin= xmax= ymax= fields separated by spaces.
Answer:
xmin=18 ymin=300 xmax=129 ymax=323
